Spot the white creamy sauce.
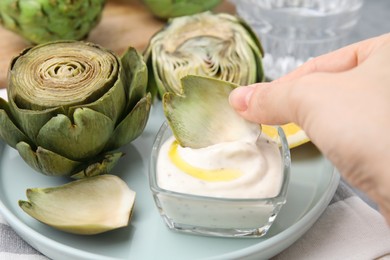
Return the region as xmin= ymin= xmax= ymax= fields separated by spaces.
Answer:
xmin=157 ymin=135 xmax=283 ymax=199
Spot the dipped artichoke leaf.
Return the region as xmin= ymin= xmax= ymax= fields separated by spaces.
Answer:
xmin=163 ymin=75 xmax=261 ymax=149
xmin=16 ymin=142 xmax=82 ymax=177
xmin=105 ymin=93 xmax=152 ymax=151
xmin=0 ymin=98 xmax=32 ymax=148
xmin=120 ymin=47 xmax=148 ymax=109
xmin=36 ymin=108 xmax=115 ymax=161
xmin=18 ymin=175 xmax=135 ymax=235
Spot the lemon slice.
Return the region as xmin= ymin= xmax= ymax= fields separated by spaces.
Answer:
xmin=262 ymin=123 xmax=310 ymax=149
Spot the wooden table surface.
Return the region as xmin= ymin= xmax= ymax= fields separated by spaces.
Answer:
xmin=0 ymin=0 xmax=235 ymax=88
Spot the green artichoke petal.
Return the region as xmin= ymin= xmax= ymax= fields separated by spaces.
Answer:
xmin=18 ymin=175 xmax=136 ymax=235
xmin=16 ymin=142 xmax=82 ymax=177
xmin=105 ymin=93 xmax=152 ymax=151
xmin=7 ymin=96 xmax=62 ymax=144
xmin=37 ymin=108 xmax=114 ymax=161
xmin=70 ymin=78 xmax=126 ymax=124
xmin=0 ymin=98 xmax=31 ymax=148
xmin=120 ymin=47 xmax=148 ymax=109
xmin=71 ymin=152 xmax=124 ymax=179
xmin=163 ymin=75 xmax=260 ymax=148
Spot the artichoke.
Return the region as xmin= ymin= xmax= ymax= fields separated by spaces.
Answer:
xmin=142 ymin=0 xmax=222 ymax=19
xmin=19 ymin=175 xmax=136 ymax=235
xmin=0 ymin=41 xmax=151 ymax=178
xmin=0 ymin=0 xmax=105 ymax=44
xmin=163 ymin=75 xmax=260 ymax=148
xmin=144 ymin=11 xmax=264 ymax=97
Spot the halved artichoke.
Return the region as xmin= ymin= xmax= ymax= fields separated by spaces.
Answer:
xmin=142 ymin=0 xmax=222 ymax=19
xmin=145 ymin=11 xmax=264 ymax=97
xmin=163 ymin=75 xmax=260 ymax=148
xmin=19 ymin=175 xmax=136 ymax=235
xmin=0 ymin=41 xmax=151 ymax=177
xmin=0 ymin=0 xmax=106 ymax=44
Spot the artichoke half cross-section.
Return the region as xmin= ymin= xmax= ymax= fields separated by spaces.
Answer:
xmin=0 ymin=41 xmax=151 ymax=178
xmin=144 ymin=11 xmax=264 ymax=97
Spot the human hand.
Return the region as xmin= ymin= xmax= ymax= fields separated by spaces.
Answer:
xmin=229 ymin=33 xmax=390 ymax=224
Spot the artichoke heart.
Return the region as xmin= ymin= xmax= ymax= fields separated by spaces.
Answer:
xmin=0 ymin=0 xmax=106 ymax=44
xmin=19 ymin=175 xmax=136 ymax=235
xmin=163 ymin=75 xmax=260 ymax=148
xmin=0 ymin=41 xmax=151 ymax=177
xmin=145 ymin=11 xmax=264 ymax=97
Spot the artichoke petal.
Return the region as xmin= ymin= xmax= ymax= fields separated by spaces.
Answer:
xmin=0 ymin=98 xmax=31 ymax=148
xmin=105 ymin=94 xmax=152 ymax=151
xmin=37 ymin=108 xmax=114 ymax=161
xmin=8 ymin=96 xmax=63 ymax=143
xmin=18 ymin=175 xmax=136 ymax=235
xmin=121 ymin=47 xmax=148 ymax=109
xmin=163 ymin=75 xmax=260 ymax=148
xmin=16 ymin=142 xmax=82 ymax=176
xmin=71 ymin=152 xmax=124 ymax=179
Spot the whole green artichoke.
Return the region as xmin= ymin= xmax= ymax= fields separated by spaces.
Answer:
xmin=142 ymin=0 xmax=222 ymax=19
xmin=0 ymin=41 xmax=151 ymax=178
xmin=144 ymin=12 xmax=264 ymax=97
xmin=0 ymin=0 xmax=106 ymax=44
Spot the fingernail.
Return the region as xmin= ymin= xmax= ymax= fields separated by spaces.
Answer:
xmin=229 ymin=86 xmax=254 ymax=111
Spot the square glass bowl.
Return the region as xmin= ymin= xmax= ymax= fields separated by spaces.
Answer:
xmin=149 ymin=122 xmax=291 ymax=238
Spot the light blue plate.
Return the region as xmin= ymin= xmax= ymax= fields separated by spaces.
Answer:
xmin=0 ymin=103 xmax=339 ymax=260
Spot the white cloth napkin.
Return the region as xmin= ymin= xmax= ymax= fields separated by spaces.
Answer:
xmin=272 ymin=193 xmax=390 ymax=259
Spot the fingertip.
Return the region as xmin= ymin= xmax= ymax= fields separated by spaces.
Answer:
xmin=229 ymin=86 xmax=254 ymax=112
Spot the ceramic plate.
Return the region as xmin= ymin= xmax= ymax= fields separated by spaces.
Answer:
xmin=0 ymin=104 xmax=339 ymax=260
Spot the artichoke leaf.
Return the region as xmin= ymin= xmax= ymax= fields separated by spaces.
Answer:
xmin=37 ymin=108 xmax=114 ymax=161
xmin=16 ymin=142 xmax=82 ymax=177
xmin=163 ymin=75 xmax=260 ymax=148
xmin=120 ymin=47 xmax=148 ymax=109
xmin=71 ymin=152 xmax=124 ymax=179
xmin=8 ymin=96 xmax=64 ymax=144
xmin=105 ymin=93 xmax=152 ymax=151
xmin=18 ymin=175 xmax=136 ymax=235
xmin=0 ymin=98 xmax=31 ymax=148
xmin=70 ymin=76 xmax=126 ymax=124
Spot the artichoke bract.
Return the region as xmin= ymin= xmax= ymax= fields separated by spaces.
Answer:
xmin=0 ymin=0 xmax=105 ymax=44
xmin=19 ymin=175 xmax=136 ymax=235
xmin=0 ymin=41 xmax=151 ymax=178
xmin=144 ymin=11 xmax=264 ymax=97
xmin=163 ymin=75 xmax=260 ymax=149
xmin=142 ymin=0 xmax=222 ymax=19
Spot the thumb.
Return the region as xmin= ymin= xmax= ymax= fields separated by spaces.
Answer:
xmin=229 ymin=81 xmax=297 ymax=125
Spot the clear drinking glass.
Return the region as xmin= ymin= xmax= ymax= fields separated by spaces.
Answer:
xmin=149 ymin=122 xmax=291 ymax=238
xmin=230 ymin=0 xmax=364 ymax=80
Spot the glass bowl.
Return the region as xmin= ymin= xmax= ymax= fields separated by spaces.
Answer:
xmin=149 ymin=122 xmax=291 ymax=238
